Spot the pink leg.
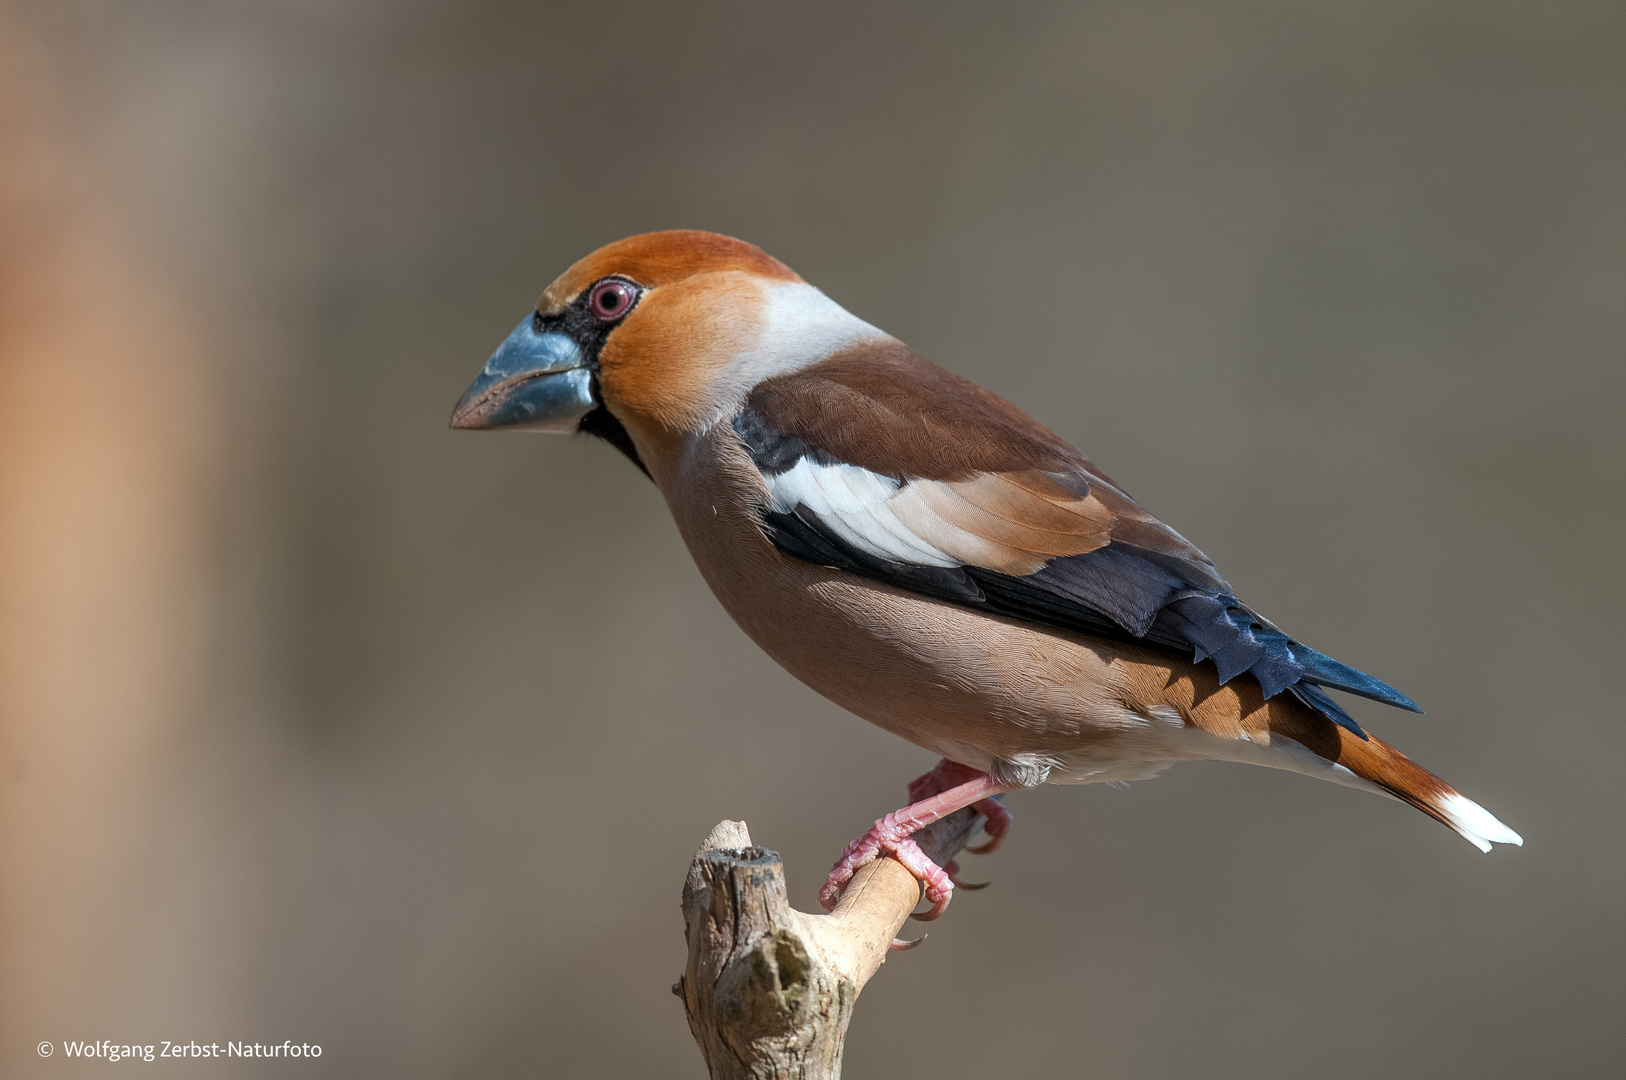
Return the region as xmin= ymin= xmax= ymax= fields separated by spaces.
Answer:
xmin=819 ymin=767 xmax=1017 ymax=919
xmin=908 ymin=759 xmax=1015 ymax=855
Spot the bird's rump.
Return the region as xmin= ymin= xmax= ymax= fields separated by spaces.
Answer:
xmin=733 ymin=341 xmax=1419 ymax=738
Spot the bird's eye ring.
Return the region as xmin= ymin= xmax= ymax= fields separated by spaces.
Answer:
xmin=588 ymin=279 xmax=638 ymax=323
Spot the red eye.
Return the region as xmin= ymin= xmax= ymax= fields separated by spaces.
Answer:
xmin=588 ymin=279 xmax=637 ymax=322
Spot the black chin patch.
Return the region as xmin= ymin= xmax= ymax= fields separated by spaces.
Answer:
xmin=578 ymin=405 xmax=651 ymax=480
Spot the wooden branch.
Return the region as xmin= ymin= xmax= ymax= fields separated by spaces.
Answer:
xmin=676 ymin=808 xmax=988 ymax=1079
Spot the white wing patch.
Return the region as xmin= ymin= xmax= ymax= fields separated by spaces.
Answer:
xmin=761 ymin=457 xmax=1058 ymax=574
xmin=762 ymin=458 xmax=960 ymax=567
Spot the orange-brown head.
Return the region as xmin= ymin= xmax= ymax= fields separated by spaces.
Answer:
xmin=450 ymin=230 xmax=886 ymax=475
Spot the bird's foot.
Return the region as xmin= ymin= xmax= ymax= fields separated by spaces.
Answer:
xmin=907 ymin=759 xmax=1014 ymax=855
xmin=819 ymin=768 xmax=1015 ymax=918
xmin=819 ymin=815 xmax=956 ymax=919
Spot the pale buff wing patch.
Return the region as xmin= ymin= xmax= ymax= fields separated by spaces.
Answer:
xmin=760 ymin=457 xmax=1112 ymax=576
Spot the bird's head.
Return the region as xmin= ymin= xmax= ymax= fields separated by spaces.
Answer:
xmin=450 ymin=230 xmax=886 ymax=478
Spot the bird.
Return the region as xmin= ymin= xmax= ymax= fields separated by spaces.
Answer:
xmin=451 ymin=229 xmax=1522 ymax=921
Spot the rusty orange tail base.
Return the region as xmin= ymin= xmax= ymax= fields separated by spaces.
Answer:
xmin=1331 ymin=727 xmax=1522 ymax=851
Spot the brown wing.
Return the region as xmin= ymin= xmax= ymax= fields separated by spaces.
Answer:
xmin=735 ymin=342 xmax=1420 ymax=737
xmin=740 ymin=340 xmax=1229 ymax=592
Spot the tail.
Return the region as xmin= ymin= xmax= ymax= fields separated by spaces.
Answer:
xmin=1331 ymin=727 xmax=1523 ymax=852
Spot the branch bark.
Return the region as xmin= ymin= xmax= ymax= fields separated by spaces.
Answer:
xmin=676 ymin=808 xmax=988 ymax=1079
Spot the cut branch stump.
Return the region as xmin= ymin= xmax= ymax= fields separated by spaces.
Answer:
xmin=676 ymin=808 xmax=988 ymax=1079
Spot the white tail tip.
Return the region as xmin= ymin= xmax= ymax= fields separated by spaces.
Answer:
xmin=1438 ymin=793 xmax=1523 ymax=852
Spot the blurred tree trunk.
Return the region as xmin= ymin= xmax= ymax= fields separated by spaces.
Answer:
xmin=0 ymin=16 xmax=216 ymax=1073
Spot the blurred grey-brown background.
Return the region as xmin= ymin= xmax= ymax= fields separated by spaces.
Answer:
xmin=2 ymin=2 xmax=1622 ymax=1077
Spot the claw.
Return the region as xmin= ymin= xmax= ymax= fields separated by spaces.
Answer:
xmin=908 ymin=893 xmax=951 ymax=922
xmin=943 ymin=860 xmax=990 ymax=890
xmin=890 ymin=934 xmax=928 ymax=951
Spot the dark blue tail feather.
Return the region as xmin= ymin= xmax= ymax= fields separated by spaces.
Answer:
xmin=1154 ymin=594 xmax=1421 ymax=740
xmin=1288 ymin=681 xmax=1368 ymax=739
xmin=1294 ymin=646 xmax=1422 ymax=712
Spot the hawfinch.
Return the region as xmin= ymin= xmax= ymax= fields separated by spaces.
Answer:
xmin=451 ymin=230 xmax=1521 ymax=918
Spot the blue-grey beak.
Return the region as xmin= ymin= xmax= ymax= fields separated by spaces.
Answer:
xmin=449 ymin=315 xmax=596 ymax=431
